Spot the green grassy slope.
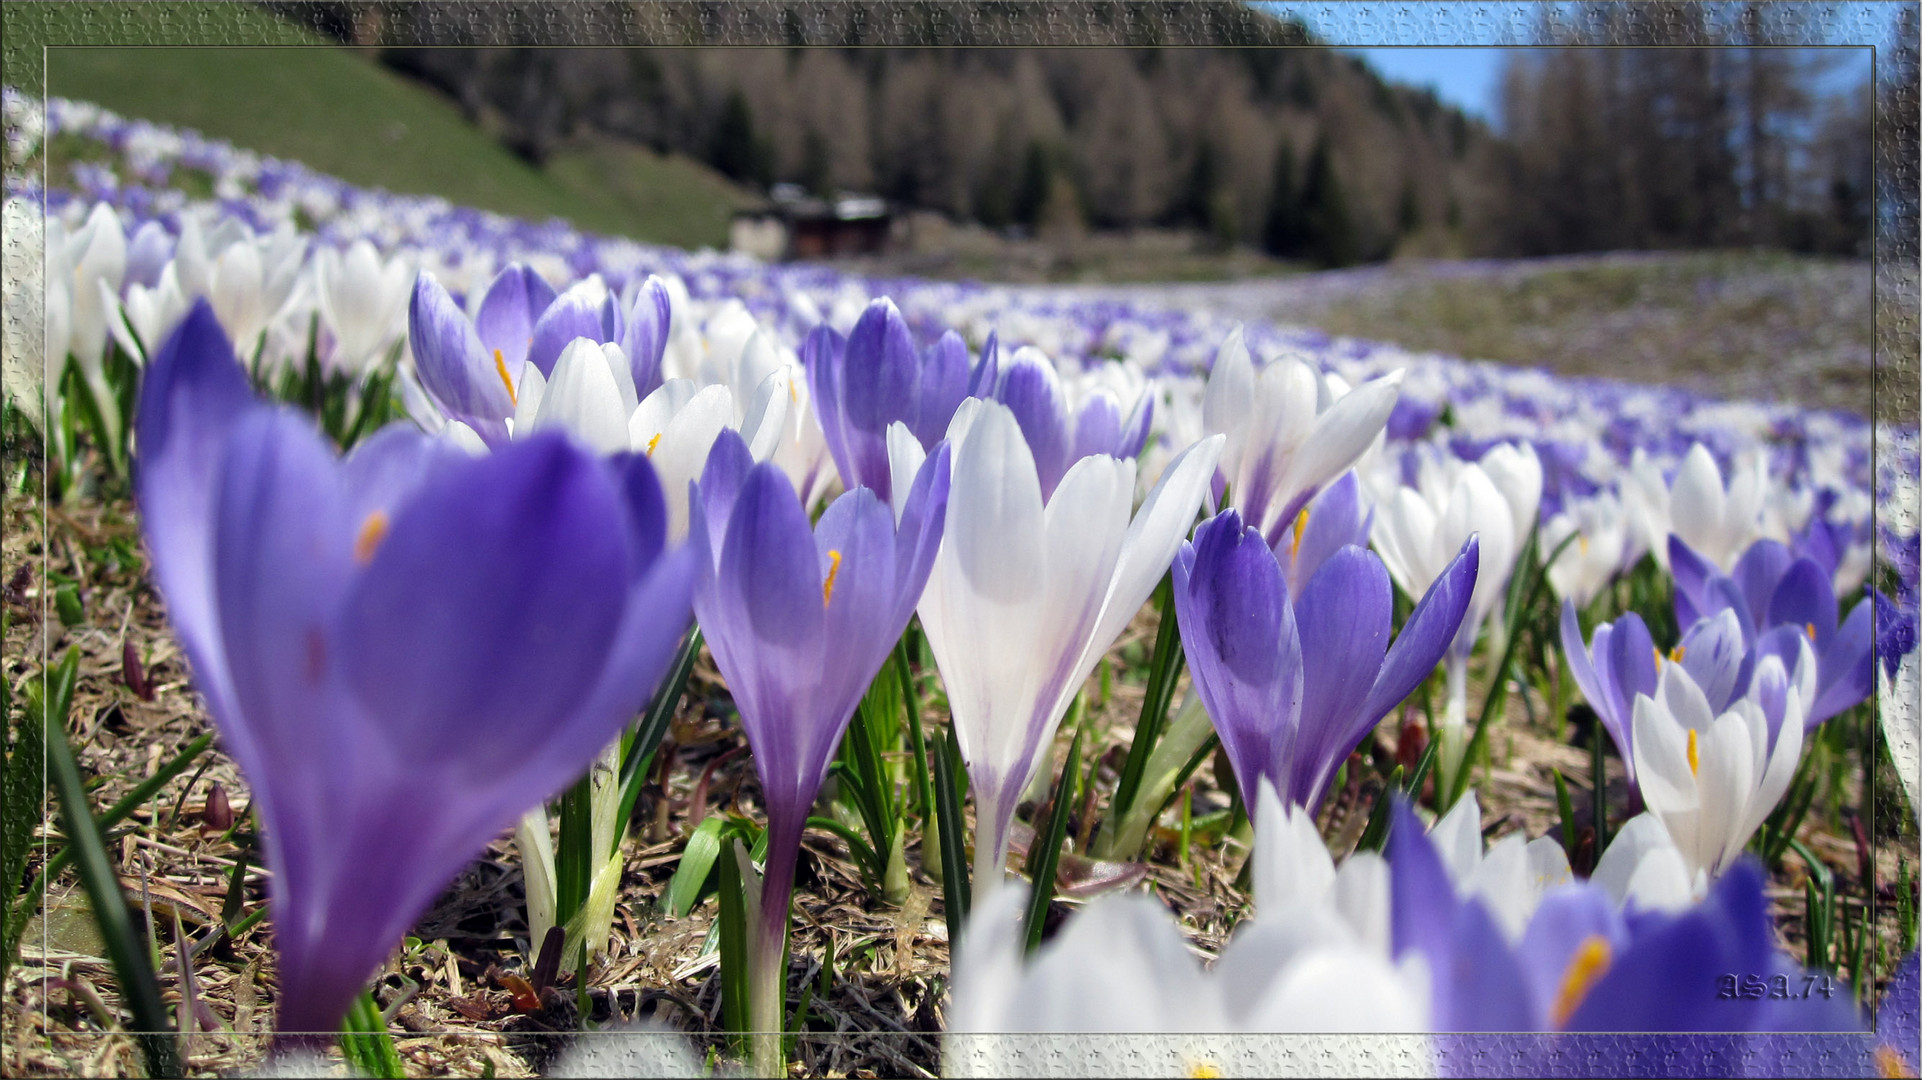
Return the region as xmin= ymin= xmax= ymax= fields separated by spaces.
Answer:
xmin=44 ymin=33 xmax=751 ymax=248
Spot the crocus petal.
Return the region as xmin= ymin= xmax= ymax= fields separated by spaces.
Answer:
xmin=533 ymin=339 xmax=631 ymax=455
xmin=1071 ymin=394 xmax=1124 ymax=464
xmin=1668 ymin=535 xmax=1716 ymax=629
xmin=1731 ymin=539 xmax=1795 ymax=628
xmin=409 ymin=274 xmax=513 ymax=433
xmin=338 ymin=433 xmax=631 ymax=769
xmin=1174 ymin=510 xmax=1304 ymax=809
xmin=913 ymin=330 xmax=969 ymax=448
xmin=996 ymin=348 xmax=1073 ymax=499
xmin=619 ymin=275 xmax=672 ymax=400
xmin=1767 ymin=558 xmax=1838 ymax=647
xmin=474 ymin=262 xmax=555 ymax=373
xmin=1808 ymin=599 xmax=1875 ymax=725
xmin=527 ymin=286 xmax=613 ymax=377
xmin=134 ymin=301 xmax=255 ymax=719
xmin=1361 ymin=536 xmax=1479 ymax=732
xmin=1678 ymin=609 xmax=1750 ymax=714
xmin=1288 ymin=546 xmax=1391 ymax=810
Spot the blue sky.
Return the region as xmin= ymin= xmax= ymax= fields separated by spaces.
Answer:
xmin=1262 ymin=2 xmax=1881 ymax=129
xmin=1344 ymin=48 xmax=1507 ymax=123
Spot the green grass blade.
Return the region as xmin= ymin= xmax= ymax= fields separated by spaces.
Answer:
xmin=1023 ymin=714 xmax=1083 ymax=955
xmin=718 ymin=839 xmax=752 ymax=1045
xmin=339 ymin=987 xmax=404 ymax=1078
xmin=1448 ymin=528 xmax=1577 ymax=810
xmin=616 ymin=627 xmax=703 ymax=830
xmin=1553 ymin=768 xmax=1577 ymax=857
xmin=2 ymin=656 xmax=47 ymax=980
xmin=932 ymin=729 xmax=971 ymax=949
xmin=1110 ymin=575 xmax=1183 ymax=825
xmin=1353 ymin=765 xmax=1404 ymax=854
xmin=666 ymin=816 xmax=727 ymax=919
xmin=43 ymin=649 xmax=180 ymax=1078
xmin=895 ymin=638 xmax=934 ymax=822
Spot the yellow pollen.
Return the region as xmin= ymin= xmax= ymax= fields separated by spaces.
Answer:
xmin=1875 ymin=1044 xmax=1917 ymax=1078
xmin=1686 ymin=728 xmax=1699 ymax=777
xmin=1185 ymin=1059 xmax=1223 ymax=1079
xmin=789 ymin=379 xmax=799 ymax=403
xmin=494 ymin=349 xmax=516 ymax=406
xmin=645 ymin=433 xmax=662 ymax=457
xmin=354 ymin=511 xmax=390 ymax=565
xmin=1578 ymin=535 xmax=1589 ymax=557
xmin=1550 ymin=936 xmax=1613 ymax=1028
xmin=1805 ymin=622 xmax=1817 ymax=642
xmin=1654 ymin=646 xmax=1664 ymax=670
xmin=1670 ymin=645 xmax=1686 ymax=663
xmin=822 ymin=549 xmax=843 ymax=607
xmin=1290 ymin=507 xmax=1311 ymax=561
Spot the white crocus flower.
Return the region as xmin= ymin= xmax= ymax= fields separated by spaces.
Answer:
xmin=1371 ymin=459 xmax=1516 ymax=774
xmin=1543 ymin=493 xmax=1629 ymax=610
xmin=1426 ymin=791 xmax=1572 ymax=941
xmin=315 ymin=239 xmax=412 ymax=373
xmin=629 ymin=371 xmax=789 ymax=542
xmin=917 ymin=399 xmax=1222 ymax=893
xmin=61 ymin=202 xmax=126 ymax=374
xmin=1630 ymin=654 xmax=1805 ymax=882
xmin=946 ymin=878 xmax=1431 ymax=1079
xmin=1478 ymin=442 xmax=1543 ymax=547
xmin=105 ymin=263 xmax=189 ymax=362
xmin=1880 ymin=650 xmax=1919 ymax=817
xmin=446 ymin=333 xmax=792 ymax=539
xmin=1589 ymin=813 xmax=1699 ymax=912
xmin=176 ymin=217 xmax=307 ymax=358
xmin=1667 ymin=443 xmax=1766 ymax=572
xmin=701 ymin=316 xmax=836 ymax=508
xmin=1250 ymin=782 xmax=1392 ymax=957
xmin=524 ymin=338 xmax=637 ymax=454
xmin=1620 ymin=447 xmax=1672 ymax=570
xmin=1203 ymin=326 xmax=1402 ymax=546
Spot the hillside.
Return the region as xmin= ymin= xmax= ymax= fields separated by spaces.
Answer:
xmin=44 ymin=32 xmax=754 ymax=249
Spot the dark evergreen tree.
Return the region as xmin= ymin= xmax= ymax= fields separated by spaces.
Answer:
xmin=1261 ymin=140 xmax=1305 ymax=256
xmin=1301 ymin=135 xmax=1358 ymax=267
xmin=1014 ymin=141 xmax=1054 ymax=229
xmin=712 ymin=89 xmax=773 ymax=188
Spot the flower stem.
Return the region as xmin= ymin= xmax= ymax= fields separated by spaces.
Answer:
xmin=749 ymin=807 xmax=802 ymax=1077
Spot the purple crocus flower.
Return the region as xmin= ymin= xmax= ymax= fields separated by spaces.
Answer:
xmin=1275 ymin=469 xmax=1373 ymax=597
xmin=137 ymin=300 xmax=694 ymax=1040
xmin=1560 ymin=602 xmax=1756 ymax=790
xmin=1172 ymin=509 xmax=1478 ymax=814
xmin=527 ymin=277 xmax=622 ymax=377
xmin=803 ymin=297 xmax=980 ymax=500
xmin=619 ymin=274 xmax=674 ymax=402
xmin=472 ymin=261 xmax=557 ymax=376
xmin=687 ymin=430 xmax=949 ymax=1049
xmin=124 ymin=219 xmax=174 ymax=289
xmin=993 ymin=346 xmax=1153 ymax=500
xmin=1672 ymin=536 xmax=1877 ymax=726
xmin=409 ymin=271 xmax=516 ymax=446
xmin=1386 ymin=800 xmax=1860 ymax=1038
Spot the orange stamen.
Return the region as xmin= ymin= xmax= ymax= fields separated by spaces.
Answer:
xmin=822 ymin=549 xmax=843 ymax=607
xmin=494 ymin=349 xmax=516 ymax=406
xmin=1550 ymin=936 xmax=1613 ymax=1028
xmin=354 ymin=511 xmax=390 ymax=565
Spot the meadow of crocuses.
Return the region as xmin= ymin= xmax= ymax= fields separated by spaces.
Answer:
xmin=5 ymin=88 xmax=1921 ymax=1078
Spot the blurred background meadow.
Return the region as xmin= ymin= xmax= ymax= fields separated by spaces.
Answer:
xmin=38 ymin=1 xmax=1895 ymax=417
